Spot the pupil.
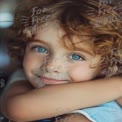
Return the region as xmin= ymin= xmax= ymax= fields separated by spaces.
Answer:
xmin=73 ymin=55 xmax=80 ymax=60
xmin=39 ymin=48 xmax=44 ymax=52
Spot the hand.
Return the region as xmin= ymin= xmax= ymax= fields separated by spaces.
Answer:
xmin=55 ymin=113 xmax=91 ymax=122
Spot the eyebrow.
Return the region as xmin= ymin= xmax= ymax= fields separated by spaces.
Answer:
xmin=28 ymin=39 xmax=50 ymax=46
xmin=74 ymin=47 xmax=95 ymax=56
xmin=29 ymin=39 xmax=94 ymax=56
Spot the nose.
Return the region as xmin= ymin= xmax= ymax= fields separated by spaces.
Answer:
xmin=41 ymin=58 xmax=63 ymax=73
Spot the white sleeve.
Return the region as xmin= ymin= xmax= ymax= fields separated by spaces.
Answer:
xmin=70 ymin=101 xmax=122 ymax=122
xmin=70 ymin=110 xmax=96 ymax=122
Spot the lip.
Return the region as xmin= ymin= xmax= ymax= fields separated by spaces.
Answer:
xmin=39 ymin=76 xmax=67 ymax=84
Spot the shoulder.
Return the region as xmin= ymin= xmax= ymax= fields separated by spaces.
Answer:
xmin=7 ymin=69 xmax=26 ymax=85
xmin=2 ymin=69 xmax=27 ymax=93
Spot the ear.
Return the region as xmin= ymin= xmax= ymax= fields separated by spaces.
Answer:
xmin=90 ymin=55 xmax=101 ymax=68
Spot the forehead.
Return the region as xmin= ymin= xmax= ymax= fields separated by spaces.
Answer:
xmin=34 ymin=22 xmax=65 ymax=44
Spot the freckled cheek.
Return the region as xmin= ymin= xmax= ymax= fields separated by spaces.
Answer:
xmin=68 ymin=64 xmax=93 ymax=82
xmin=23 ymin=53 xmax=44 ymax=74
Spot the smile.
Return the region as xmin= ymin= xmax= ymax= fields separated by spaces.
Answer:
xmin=39 ymin=76 xmax=68 ymax=84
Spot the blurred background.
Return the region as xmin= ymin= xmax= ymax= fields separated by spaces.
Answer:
xmin=0 ymin=0 xmax=18 ymax=121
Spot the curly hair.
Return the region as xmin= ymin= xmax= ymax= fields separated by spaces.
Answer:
xmin=8 ymin=0 xmax=122 ymax=77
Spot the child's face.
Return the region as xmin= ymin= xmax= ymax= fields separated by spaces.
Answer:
xmin=23 ymin=23 xmax=102 ymax=88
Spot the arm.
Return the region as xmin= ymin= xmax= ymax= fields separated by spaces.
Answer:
xmin=1 ymin=76 xmax=122 ymax=121
xmin=0 ymin=80 xmax=33 ymax=119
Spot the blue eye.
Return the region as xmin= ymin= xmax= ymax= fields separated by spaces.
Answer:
xmin=70 ymin=54 xmax=85 ymax=61
xmin=33 ymin=46 xmax=48 ymax=53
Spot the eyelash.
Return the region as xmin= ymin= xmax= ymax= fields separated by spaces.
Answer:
xmin=68 ymin=53 xmax=86 ymax=61
xmin=30 ymin=45 xmax=86 ymax=61
xmin=31 ymin=45 xmax=49 ymax=54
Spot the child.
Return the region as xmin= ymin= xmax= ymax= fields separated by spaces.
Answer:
xmin=1 ymin=0 xmax=122 ymax=122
